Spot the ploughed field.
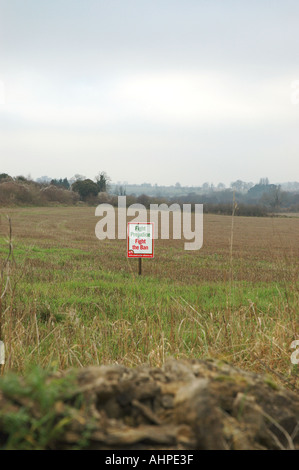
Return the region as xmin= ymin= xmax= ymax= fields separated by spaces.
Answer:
xmin=0 ymin=207 xmax=298 ymax=390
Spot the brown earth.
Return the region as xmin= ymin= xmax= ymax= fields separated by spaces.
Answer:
xmin=1 ymin=358 xmax=298 ymax=450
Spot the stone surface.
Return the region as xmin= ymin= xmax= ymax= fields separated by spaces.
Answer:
xmin=0 ymin=358 xmax=298 ymax=450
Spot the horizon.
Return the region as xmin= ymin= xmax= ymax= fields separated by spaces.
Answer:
xmin=2 ymin=171 xmax=299 ymax=189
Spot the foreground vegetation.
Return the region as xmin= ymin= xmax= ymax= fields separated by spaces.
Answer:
xmin=1 ymin=358 xmax=298 ymax=450
xmin=0 ymin=207 xmax=298 ymax=391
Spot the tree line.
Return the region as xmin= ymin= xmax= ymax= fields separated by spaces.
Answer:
xmin=0 ymin=172 xmax=299 ymax=215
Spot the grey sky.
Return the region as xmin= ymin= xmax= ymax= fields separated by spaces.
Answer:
xmin=0 ymin=0 xmax=299 ymax=186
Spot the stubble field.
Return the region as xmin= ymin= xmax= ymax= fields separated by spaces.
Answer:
xmin=0 ymin=206 xmax=298 ymax=390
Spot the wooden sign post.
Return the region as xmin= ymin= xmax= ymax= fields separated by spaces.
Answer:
xmin=127 ymin=223 xmax=154 ymax=275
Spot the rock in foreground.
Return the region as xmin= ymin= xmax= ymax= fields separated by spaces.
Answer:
xmin=0 ymin=358 xmax=298 ymax=450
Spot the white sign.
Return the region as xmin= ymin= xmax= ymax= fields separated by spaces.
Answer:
xmin=0 ymin=341 xmax=5 ymax=365
xmin=127 ymin=222 xmax=154 ymax=258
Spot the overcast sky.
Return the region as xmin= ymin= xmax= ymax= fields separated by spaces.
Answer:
xmin=0 ymin=0 xmax=299 ymax=186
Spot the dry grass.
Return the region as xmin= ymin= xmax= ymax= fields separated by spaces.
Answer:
xmin=0 ymin=206 xmax=298 ymax=390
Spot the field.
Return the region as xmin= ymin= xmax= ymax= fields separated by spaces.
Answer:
xmin=0 ymin=206 xmax=298 ymax=390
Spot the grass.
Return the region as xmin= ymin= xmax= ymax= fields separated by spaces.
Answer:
xmin=0 ymin=365 xmax=78 ymax=449
xmin=0 ymin=206 xmax=298 ymax=390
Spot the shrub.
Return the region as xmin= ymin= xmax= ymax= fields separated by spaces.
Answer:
xmin=40 ymin=186 xmax=79 ymax=205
